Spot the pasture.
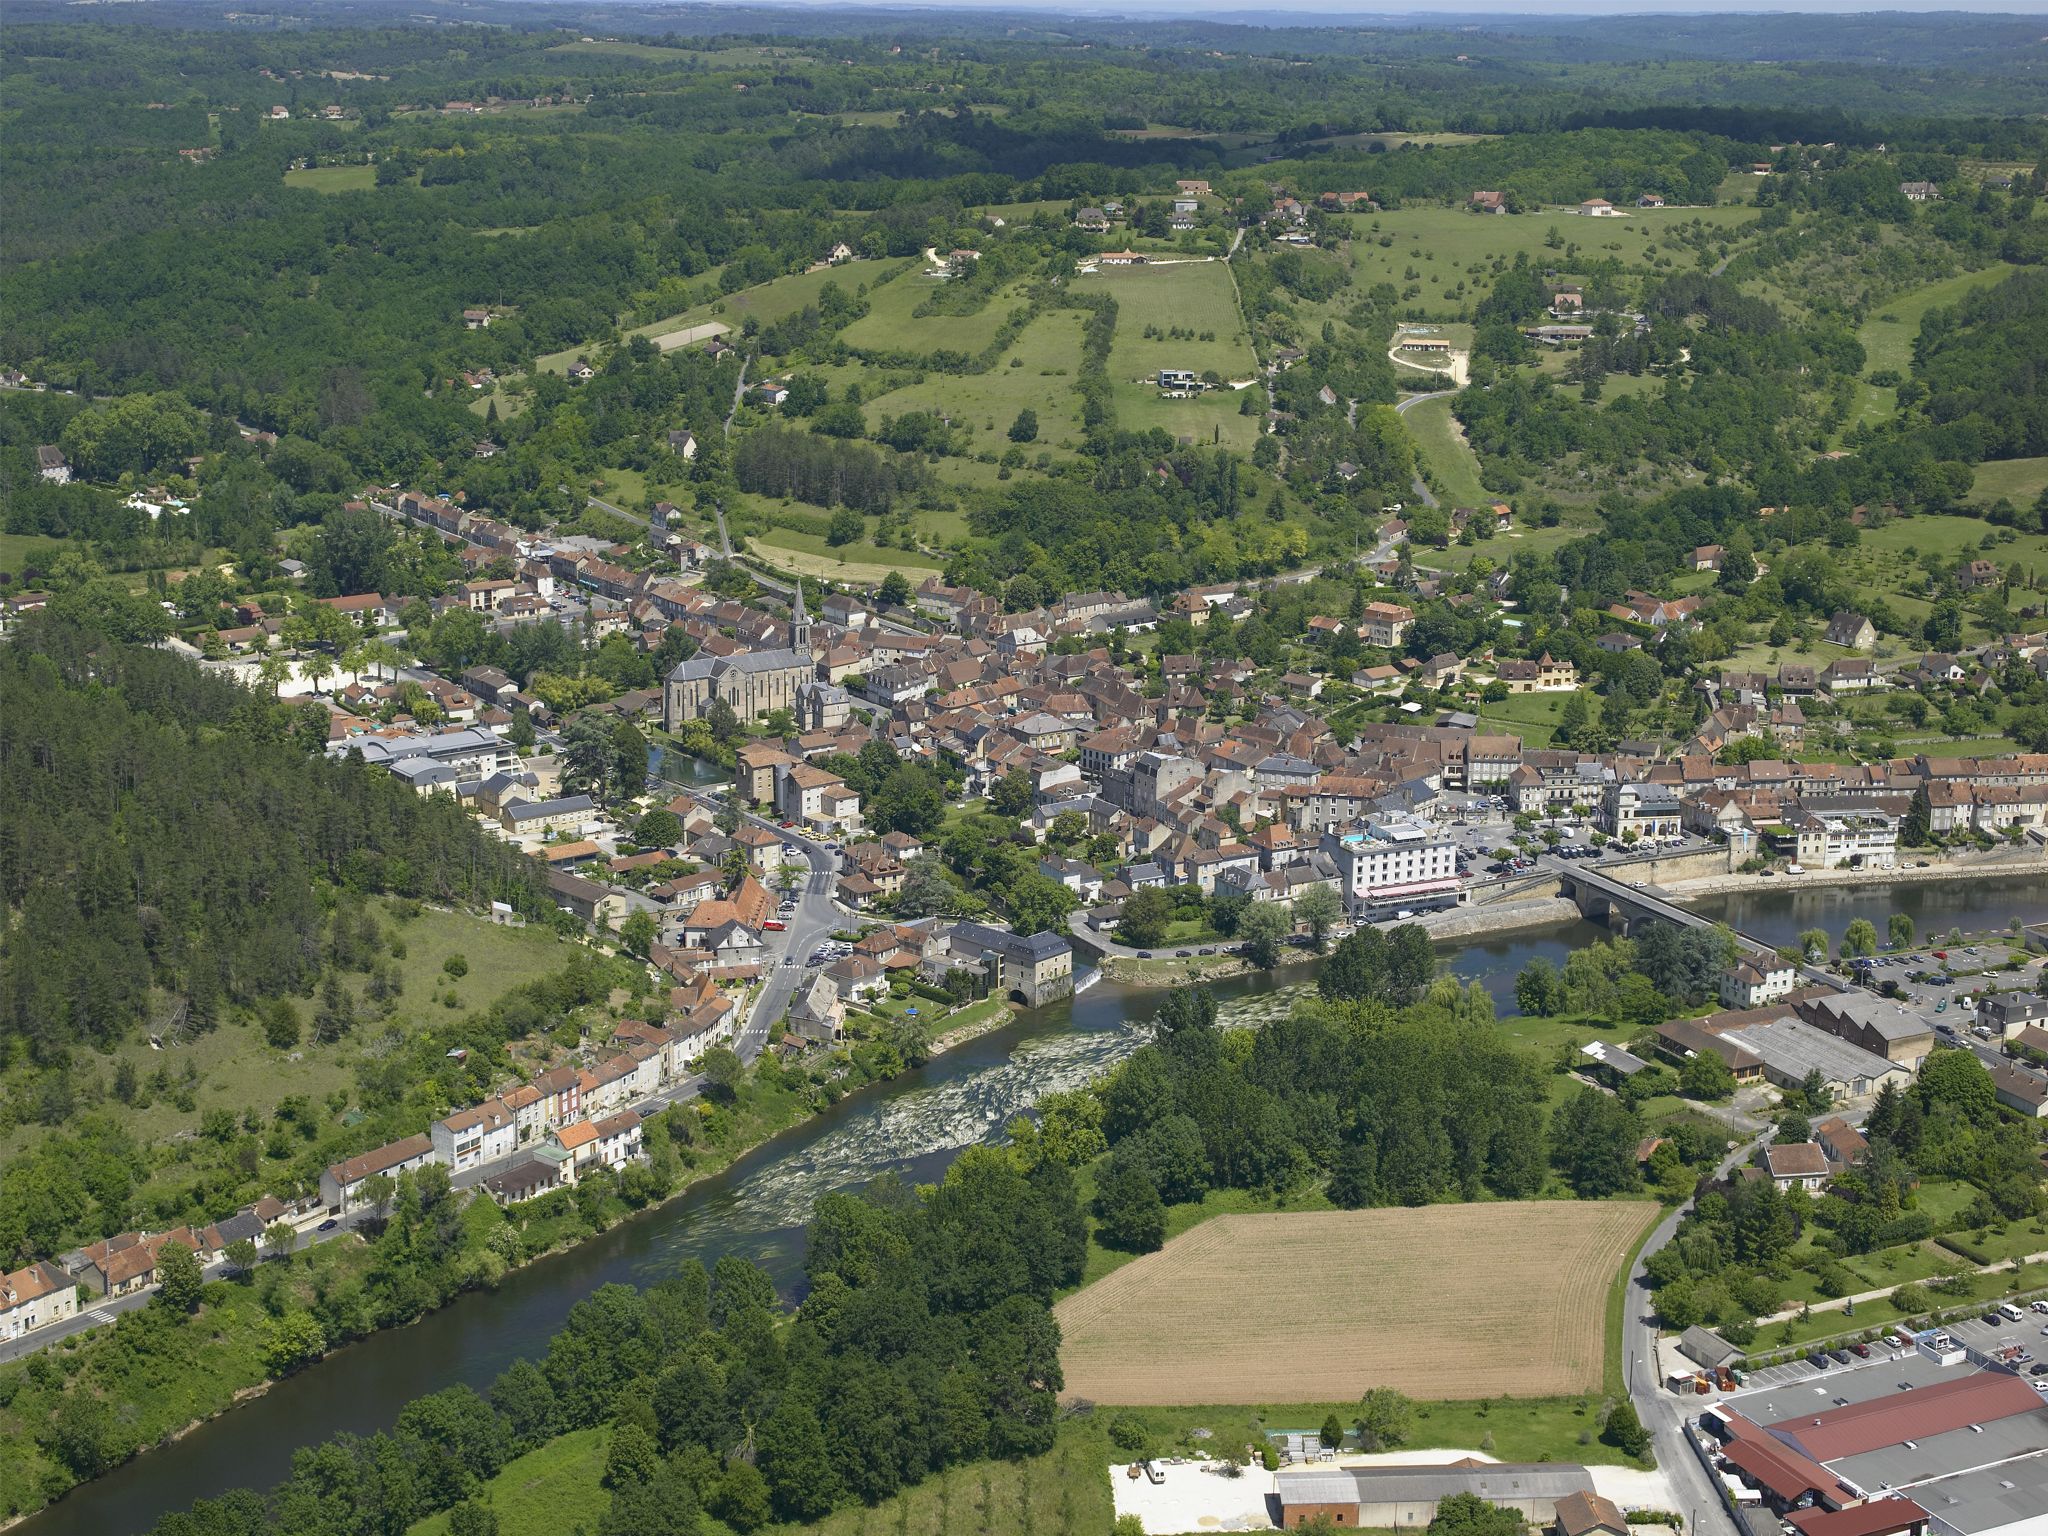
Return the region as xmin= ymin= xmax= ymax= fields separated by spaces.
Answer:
xmin=860 ymin=307 xmax=1092 ymax=451
xmin=1074 ymin=260 xmax=1259 ymax=451
xmin=1967 ymin=455 xmax=2048 ymax=510
xmin=838 ymin=265 xmax=1032 ymax=357
xmin=284 ymin=164 xmax=376 ymax=194
xmin=1336 ymin=202 xmax=1758 ymax=317
xmin=1054 ymin=1202 xmax=1657 ymax=1406
xmin=406 ymin=1428 xmax=610 ymax=1536
xmin=537 ymin=262 xmax=887 ymax=375
xmin=1400 ymin=396 xmax=1489 ymax=507
xmin=1844 ymin=263 xmax=2015 ymax=433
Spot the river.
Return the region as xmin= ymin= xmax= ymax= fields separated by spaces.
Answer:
xmin=26 ymin=876 xmax=2048 ymax=1536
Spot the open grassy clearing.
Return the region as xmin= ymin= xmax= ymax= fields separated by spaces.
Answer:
xmin=1968 ymin=455 xmax=2048 ymax=510
xmin=1336 ymin=203 xmax=1759 ymax=318
xmin=1103 ymin=1396 xmax=1649 ymax=1471
xmin=752 ymin=525 xmax=946 ymax=584
xmin=0 ymin=531 xmax=72 ymax=573
xmin=839 ymin=266 xmax=1031 ymax=357
xmin=0 ymin=904 xmax=582 ymax=1164
xmin=1075 ymin=261 xmax=1259 ymax=451
xmin=1055 ymin=1203 xmax=1658 ymax=1405
xmin=407 ymin=1428 xmax=611 ymax=1536
xmin=1400 ymin=395 xmax=1489 ymax=506
xmin=284 ymin=164 xmax=377 ymax=193
xmin=860 ymin=307 xmax=1090 ymax=452
xmin=1844 ymin=263 xmax=2015 ymax=433
xmin=537 ymin=263 xmax=887 ymax=375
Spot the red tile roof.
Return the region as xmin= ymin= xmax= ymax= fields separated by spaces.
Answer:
xmin=1768 ymin=1371 xmax=2042 ymax=1462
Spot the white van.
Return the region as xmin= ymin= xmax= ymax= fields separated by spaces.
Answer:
xmin=1999 ymin=1303 xmax=2025 ymax=1323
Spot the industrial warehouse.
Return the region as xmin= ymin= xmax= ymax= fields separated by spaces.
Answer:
xmin=1699 ymin=1334 xmax=2048 ymax=1536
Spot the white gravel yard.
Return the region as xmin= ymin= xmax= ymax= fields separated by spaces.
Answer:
xmin=1110 ymin=1448 xmax=1678 ymax=1533
xmin=1111 ymin=1460 xmax=1278 ymax=1532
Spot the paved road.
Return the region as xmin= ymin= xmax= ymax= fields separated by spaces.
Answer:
xmin=1624 ymin=1127 xmax=1771 ymax=1536
xmin=653 ymin=778 xmax=846 ymax=1056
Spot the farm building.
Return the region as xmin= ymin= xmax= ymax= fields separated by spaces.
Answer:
xmin=1276 ymin=1463 xmax=1596 ymax=1530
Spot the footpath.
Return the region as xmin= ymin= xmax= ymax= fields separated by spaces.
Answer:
xmin=1754 ymin=1246 xmax=2048 ymax=1330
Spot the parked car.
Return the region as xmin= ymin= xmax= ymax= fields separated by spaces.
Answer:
xmin=316 ymin=1219 xmax=338 ymax=1233
xmin=1830 ymin=1348 xmax=1852 ymax=1365
xmin=1850 ymin=1342 xmax=1870 ymax=1358
xmin=1807 ymin=1352 xmax=1829 ymax=1370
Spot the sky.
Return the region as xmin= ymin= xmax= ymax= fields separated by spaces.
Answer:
xmin=727 ymin=1 xmax=2048 ymax=15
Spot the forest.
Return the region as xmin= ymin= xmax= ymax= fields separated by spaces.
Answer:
xmin=0 ymin=616 xmax=547 ymax=1064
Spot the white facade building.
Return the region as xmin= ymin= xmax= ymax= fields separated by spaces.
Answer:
xmin=1319 ymin=818 xmax=1462 ymax=917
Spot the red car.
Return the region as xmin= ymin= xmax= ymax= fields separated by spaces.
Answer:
xmin=763 ymin=919 xmax=786 ymax=931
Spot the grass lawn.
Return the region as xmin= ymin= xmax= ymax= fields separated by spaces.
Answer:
xmin=1474 ymin=689 xmax=1570 ymax=744
xmin=1968 ymin=456 xmax=2048 ymax=510
xmin=1400 ymin=396 xmax=1489 ymax=508
xmin=1830 ymin=513 xmax=2048 ymax=644
xmin=1074 ymin=262 xmax=1260 ymax=452
xmin=408 ymin=1428 xmax=611 ymax=1536
xmin=284 ymin=164 xmax=377 ymax=194
xmin=1751 ymin=1257 xmax=2048 ymax=1354
xmin=1113 ymin=1395 xmax=1645 ymax=1470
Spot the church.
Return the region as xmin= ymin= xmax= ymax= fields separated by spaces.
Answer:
xmin=663 ymin=582 xmax=818 ymax=730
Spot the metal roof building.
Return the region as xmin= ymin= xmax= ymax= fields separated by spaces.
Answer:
xmin=1275 ymin=1463 xmax=1595 ymax=1530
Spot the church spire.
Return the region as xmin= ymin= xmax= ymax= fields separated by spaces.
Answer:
xmin=791 ymin=577 xmax=812 ymax=652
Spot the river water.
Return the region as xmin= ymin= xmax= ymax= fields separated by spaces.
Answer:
xmin=27 ymin=876 xmax=2048 ymax=1536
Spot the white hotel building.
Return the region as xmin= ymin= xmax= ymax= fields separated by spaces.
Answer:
xmin=1319 ymin=818 xmax=1464 ymax=919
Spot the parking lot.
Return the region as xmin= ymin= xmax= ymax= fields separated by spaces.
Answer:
xmin=1734 ymin=1304 xmax=2048 ymax=1397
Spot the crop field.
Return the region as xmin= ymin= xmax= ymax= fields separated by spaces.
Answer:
xmin=1055 ymin=1203 xmax=1657 ymax=1405
xmin=1336 ymin=203 xmax=1759 ymax=317
xmin=1075 ymin=260 xmax=1259 ymax=450
xmin=839 ymin=266 xmax=1032 ymax=357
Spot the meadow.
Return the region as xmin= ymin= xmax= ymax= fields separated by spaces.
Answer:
xmin=838 ymin=265 xmax=1032 ymax=358
xmin=1335 ymin=202 xmax=1760 ymax=318
xmin=1074 ymin=260 xmax=1260 ymax=451
xmin=1843 ymin=262 xmax=2016 ymax=433
xmin=1400 ymin=395 xmax=1490 ymax=506
xmin=858 ymin=306 xmax=1092 ymax=452
xmin=1054 ymin=1202 xmax=1659 ymax=1405
xmin=283 ymin=164 xmax=377 ymax=194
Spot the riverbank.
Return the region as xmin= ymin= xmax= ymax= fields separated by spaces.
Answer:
xmin=0 ymin=1012 xmax=999 ymax=1528
xmin=1664 ymin=852 xmax=2046 ymax=903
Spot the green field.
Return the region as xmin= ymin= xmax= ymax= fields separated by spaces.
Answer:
xmin=861 ymin=307 xmax=1091 ymax=453
xmin=1074 ymin=261 xmax=1259 ymax=450
xmin=1400 ymin=396 xmax=1489 ymax=506
xmin=408 ymin=1428 xmax=611 ymax=1536
xmin=1968 ymin=455 xmax=2048 ymax=510
xmin=1339 ymin=202 xmax=1760 ymax=318
xmin=1845 ymin=263 xmax=2015 ymax=433
xmin=538 ymin=263 xmax=888 ymax=375
xmin=0 ymin=532 xmax=71 ymax=574
xmin=1830 ymin=513 xmax=2048 ymax=643
xmin=839 ymin=265 xmax=1032 ymax=357
xmin=284 ymin=164 xmax=377 ymax=194
xmin=753 ymin=524 xmax=946 ymax=584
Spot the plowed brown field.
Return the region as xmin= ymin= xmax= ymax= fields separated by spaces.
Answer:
xmin=1055 ymin=1201 xmax=1657 ymax=1404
